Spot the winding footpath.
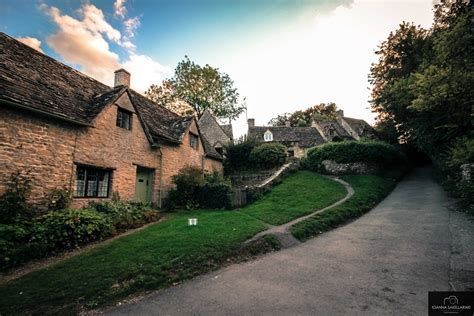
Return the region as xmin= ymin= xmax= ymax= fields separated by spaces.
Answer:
xmin=105 ymin=168 xmax=474 ymax=315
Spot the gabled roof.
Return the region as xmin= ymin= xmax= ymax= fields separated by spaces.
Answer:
xmin=197 ymin=109 xmax=231 ymax=147
xmin=220 ymin=124 xmax=233 ymax=140
xmin=316 ymin=120 xmax=352 ymax=138
xmin=0 ymin=32 xmax=192 ymax=144
xmin=248 ymin=126 xmax=325 ymax=148
xmin=342 ymin=117 xmax=376 ymax=137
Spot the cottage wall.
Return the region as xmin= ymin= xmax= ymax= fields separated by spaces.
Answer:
xmin=72 ymin=94 xmax=161 ymax=208
xmin=160 ymin=120 xmax=205 ymax=196
xmin=203 ymin=158 xmax=224 ymax=173
xmin=0 ymin=106 xmax=78 ymax=208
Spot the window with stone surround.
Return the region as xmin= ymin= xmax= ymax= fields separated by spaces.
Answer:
xmin=74 ymin=166 xmax=111 ymax=198
xmin=116 ymin=108 xmax=132 ymax=130
xmin=189 ymin=133 xmax=199 ymax=150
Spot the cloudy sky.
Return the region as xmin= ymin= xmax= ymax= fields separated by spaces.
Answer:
xmin=0 ymin=0 xmax=435 ymax=136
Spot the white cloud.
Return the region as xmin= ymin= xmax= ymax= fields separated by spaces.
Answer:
xmin=42 ymin=4 xmax=121 ymax=85
xmin=114 ymin=0 xmax=127 ymax=18
xmin=17 ymin=37 xmax=44 ymax=53
xmin=123 ymin=54 xmax=173 ymax=93
xmin=41 ymin=3 xmax=170 ymax=92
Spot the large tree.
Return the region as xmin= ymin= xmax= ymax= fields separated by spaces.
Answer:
xmin=369 ymin=0 xmax=473 ymax=161
xmin=146 ymin=56 xmax=246 ymax=121
xmin=269 ymin=103 xmax=339 ymax=127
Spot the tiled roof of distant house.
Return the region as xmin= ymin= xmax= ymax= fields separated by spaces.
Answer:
xmin=0 ymin=32 xmax=192 ymax=144
xmin=248 ymin=126 xmax=326 ymax=148
xmin=342 ymin=117 xmax=376 ymax=138
xmin=220 ymin=124 xmax=233 ymax=140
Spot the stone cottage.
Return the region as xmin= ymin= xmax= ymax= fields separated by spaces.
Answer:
xmin=0 ymin=33 xmax=222 ymax=208
xmin=247 ymin=111 xmax=375 ymax=158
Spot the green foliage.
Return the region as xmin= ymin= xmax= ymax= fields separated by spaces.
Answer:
xmin=223 ymin=137 xmax=258 ymax=174
xmin=147 ymin=56 xmax=246 ymax=121
xmin=249 ymin=143 xmax=287 ymax=169
xmin=446 ymin=136 xmax=474 ymax=167
xmin=0 ymin=210 xmax=266 ymax=315
xmin=46 ymin=187 xmax=72 ymax=211
xmin=166 ymin=167 xmax=231 ymax=210
xmin=370 ymin=0 xmax=473 ymax=164
xmin=290 ymin=175 xmax=395 ymax=241
xmin=88 ymin=201 xmax=160 ymax=232
xmin=304 ymin=140 xmax=407 ymax=172
xmin=199 ymin=172 xmax=232 ymax=209
xmin=32 ymin=209 xmax=112 ymax=251
xmin=269 ymin=102 xmax=339 ymax=126
xmin=0 ymin=171 xmax=32 ymax=223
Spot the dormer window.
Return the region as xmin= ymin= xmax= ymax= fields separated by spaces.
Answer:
xmin=116 ymin=108 xmax=132 ymax=130
xmin=264 ymin=130 xmax=273 ymax=142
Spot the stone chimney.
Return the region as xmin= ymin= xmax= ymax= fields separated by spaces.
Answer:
xmin=285 ymin=121 xmax=291 ymax=127
xmin=248 ymin=118 xmax=255 ymax=128
xmin=114 ymin=68 xmax=131 ymax=87
xmin=336 ymin=110 xmax=344 ymax=118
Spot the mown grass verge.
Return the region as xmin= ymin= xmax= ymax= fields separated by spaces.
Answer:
xmin=290 ymin=175 xmax=396 ymax=241
xmin=0 ymin=211 xmax=275 ymax=315
xmin=241 ymin=171 xmax=346 ymax=225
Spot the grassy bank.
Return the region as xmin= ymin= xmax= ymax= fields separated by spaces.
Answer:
xmin=290 ymin=175 xmax=396 ymax=241
xmin=241 ymin=171 xmax=347 ymax=225
xmin=0 ymin=170 xmax=345 ymax=315
xmin=0 ymin=211 xmax=267 ymax=315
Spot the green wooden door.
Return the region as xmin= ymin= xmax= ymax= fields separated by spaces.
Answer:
xmin=135 ymin=168 xmax=152 ymax=203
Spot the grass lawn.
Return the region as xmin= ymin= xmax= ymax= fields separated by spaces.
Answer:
xmin=0 ymin=170 xmax=347 ymax=315
xmin=290 ymin=175 xmax=396 ymax=241
xmin=0 ymin=211 xmax=266 ymax=315
xmin=241 ymin=171 xmax=347 ymax=225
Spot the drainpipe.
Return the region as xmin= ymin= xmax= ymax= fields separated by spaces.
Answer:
xmin=158 ymin=147 xmax=164 ymax=208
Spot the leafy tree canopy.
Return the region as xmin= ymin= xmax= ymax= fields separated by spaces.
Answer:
xmin=269 ymin=103 xmax=340 ymax=127
xmin=145 ymin=56 xmax=246 ymax=121
xmin=369 ymin=0 xmax=473 ymax=162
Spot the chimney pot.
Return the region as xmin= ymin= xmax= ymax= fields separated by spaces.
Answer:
xmin=114 ymin=68 xmax=131 ymax=87
xmin=248 ymin=118 xmax=255 ymax=128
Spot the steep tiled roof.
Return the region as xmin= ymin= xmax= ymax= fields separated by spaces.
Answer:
xmin=316 ymin=120 xmax=352 ymax=138
xmin=248 ymin=126 xmax=325 ymax=148
xmin=220 ymin=124 xmax=233 ymax=140
xmin=200 ymin=135 xmax=223 ymax=160
xmin=0 ymin=32 xmax=191 ymax=143
xmin=197 ymin=109 xmax=232 ymax=148
xmin=342 ymin=117 xmax=376 ymax=137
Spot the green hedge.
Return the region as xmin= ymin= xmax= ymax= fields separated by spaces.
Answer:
xmin=303 ymin=140 xmax=407 ymax=172
xmin=166 ymin=167 xmax=232 ymax=210
xmin=0 ymin=202 xmax=160 ymax=271
xmin=249 ymin=143 xmax=287 ymax=169
xmin=290 ymin=175 xmax=395 ymax=241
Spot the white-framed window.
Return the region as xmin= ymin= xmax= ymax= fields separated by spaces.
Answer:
xmin=264 ymin=130 xmax=273 ymax=142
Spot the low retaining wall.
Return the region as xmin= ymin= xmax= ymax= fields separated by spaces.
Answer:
xmin=321 ymin=160 xmax=379 ymax=175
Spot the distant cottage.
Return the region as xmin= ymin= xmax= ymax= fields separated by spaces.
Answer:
xmin=248 ymin=110 xmax=375 ymax=158
xmin=0 ymin=33 xmax=224 ymax=208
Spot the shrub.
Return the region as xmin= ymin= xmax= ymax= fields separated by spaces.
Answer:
xmin=199 ymin=172 xmax=232 ymax=209
xmin=249 ymin=143 xmax=287 ymax=169
xmin=304 ymin=140 xmax=407 ymax=172
xmin=223 ymin=137 xmax=257 ymax=174
xmin=166 ymin=167 xmax=232 ymax=210
xmin=46 ymin=188 xmax=72 ymax=211
xmin=166 ymin=166 xmax=204 ymax=209
xmin=32 ymin=209 xmax=112 ymax=251
xmin=0 ymin=170 xmax=32 ymax=223
xmin=88 ymin=201 xmax=159 ymax=232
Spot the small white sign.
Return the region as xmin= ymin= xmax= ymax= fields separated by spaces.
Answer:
xmin=188 ymin=218 xmax=198 ymax=226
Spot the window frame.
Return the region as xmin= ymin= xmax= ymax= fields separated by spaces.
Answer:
xmin=74 ymin=165 xmax=112 ymax=198
xmin=189 ymin=133 xmax=199 ymax=150
xmin=264 ymin=131 xmax=273 ymax=142
xmin=116 ymin=107 xmax=132 ymax=130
